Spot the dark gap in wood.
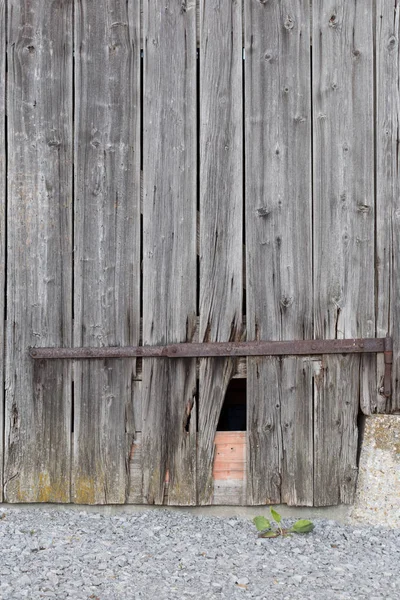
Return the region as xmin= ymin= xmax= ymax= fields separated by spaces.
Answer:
xmin=242 ymin=45 xmax=246 ymax=317
xmin=140 ymin=52 xmax=143 ymax=171
xmin=311 ymin=362 xmax=315 ymax=503
xmin=139 ymin=54 xmax=143 ymax=332
xmin=217 ymin=378 xmax=246 ymax=431
xmin=2 ymin=0 xmax=8 ymax=501
xmin=3 ymin=56 xmax=6 ymax=325
xmin=196 ymin=48 xmax=200 ymax=317
xmin=71 ymin=379 xmax=74 ymax=433
xmin=356 ymin=410 xmax=367 ymax=467
xmin=71 ymin=0 xmax=75 ymax=323
xmin=195 ymin=376 xmax=199 ymax=432
xmin=184 ymin=400 xmax=192 ymax=433
xmin=310 ymin=29 xmax=314 ymax=337
xmin=70 ymin=1 xmax=75 ymax=506
xmin=373 ymin=0 xmax=379 ymax=334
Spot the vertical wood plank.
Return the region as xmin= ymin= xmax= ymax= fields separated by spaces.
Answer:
xmin=0 ymin=0 xmax=4 ymax=502
xmin=376 ymin=0 xmax=400 ymax=413
xmin=314 ymin=356 xmax=360 ymax=506
xmin=73 ymin=0 xmax=141 ymax=504
xmin=245 ymin=0 xmax=313 ymax=505
xmin=247 ymin=357 xmax=282 ymax=504
xmin=281 ymin=358 xmax=314 ymax=506
xmin=197 ymin=0 xmax=243 ymax=505
xmin=4 ymin=0 xmax=72 ymax=502
xmin=313 ymin=0 xmax=374 ymax=501
xmin=142 ymin=0 xmax=197 ymax=505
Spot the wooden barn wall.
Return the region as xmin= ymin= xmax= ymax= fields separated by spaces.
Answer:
xmin=0 ymin=0 xmax=399 ymax=506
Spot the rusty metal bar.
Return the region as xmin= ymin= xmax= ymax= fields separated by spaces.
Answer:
xmin=384 ymin=335 xmax=393 ymax=399
xmin=29 ymin=337 xmax=387 ymax=360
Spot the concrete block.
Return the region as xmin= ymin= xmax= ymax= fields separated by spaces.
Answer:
xmin=349 ymin=415 xmax=400 ymax=528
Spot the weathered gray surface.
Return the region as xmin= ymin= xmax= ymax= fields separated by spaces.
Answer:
xmin=312 ymin=0 xmax=374 ymax=500
xmin=247 ymin=358 xmax=282 ymax=505
xmin=4 ymin=0 xmax=72 ymax=503
xmin=127 ymin=430 xmax=143 ymax=505
xmin=313 ymin=0 xmax=375 ymax=413
xmin=0 ymin=0 xmax=4 ymax=502
xmin=142 ymin=0 xmax=197 ymax=505
xmin=314 ymin=356 xmax=360 ymax=506
xmin=281 ymin=358 xmax=314 ymax=506
xmin=73 ymin=0 xmax=140 ymax=504
xmin=197 ymin=0 xmax=243 ymax=506
xmin=245 ymin=0 xmax=313 ymax=505
xmin=376 ymin=0 xmax=400 ymax=413
xmin=1 ymin=1 xmax=396 ymax=509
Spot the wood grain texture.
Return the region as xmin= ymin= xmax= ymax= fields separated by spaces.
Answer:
xmin=313 ymin=1 xmax=375 ymax=417
xmin=314 ymin=356 xmax=360 ymax=506
xmin=376 ymin=0 xmax=400 ymax=413
xmin=247 ymin=357 xmax=282 ymax=504
xmin=4 ymin=0 xmax=72 ymax=502
xmin=73 ymin=0 xmax=140 ymax=504
xmin=245 ymin=0 xmax=312 ymax=505
xmin=197 ymin=0 xmax=243 ymax=506
xmin=0 ymin=0 xmax=4 ymax=502
xmin=142 ymin=0 xmax=197 ymax=505
xmin=281 ymin=358 xmax=314 ymax=506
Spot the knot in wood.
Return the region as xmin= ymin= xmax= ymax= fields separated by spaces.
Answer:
xmin=280 ymin=296 xmax=293 ymax=309
xmin=256 ymin=206 xmax=271 ymax=218
xmin=284 ymin=16 xmax=295 ymax=30
xmin=329 ymin=14 xmax=338 ymax=27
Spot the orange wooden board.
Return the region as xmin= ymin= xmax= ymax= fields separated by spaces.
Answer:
xmin=130 ymin=431 xmax=246 ymax=484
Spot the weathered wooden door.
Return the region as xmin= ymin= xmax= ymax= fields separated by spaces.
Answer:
xmin=1 ymin=0 xmax=399 ymax=506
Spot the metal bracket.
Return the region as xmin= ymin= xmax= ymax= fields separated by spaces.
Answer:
xmin=29 ymin=335 xmax=393 ymax=399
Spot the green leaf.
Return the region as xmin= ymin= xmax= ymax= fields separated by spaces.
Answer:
xmin=270 ymin=508 xmax=281 ymax=524
xmin=259 ymin=530 xmax=280 ymax=538
xmin=290 ymin=519 xmax=314 ymax=534
xmin=253 ymin=516 xmax=271 ymax=532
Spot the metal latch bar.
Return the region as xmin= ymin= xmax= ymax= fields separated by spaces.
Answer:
xmin=29 ymin=336 xmax=392 ymax=398
xmin=30 ymin=337 xmax=387 ymax=360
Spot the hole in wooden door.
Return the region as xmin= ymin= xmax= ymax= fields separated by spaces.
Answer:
xmin=217 ymin=379 xmax=246 ymax=431
xmin=356 ymin=410 xmax=366 ymax=467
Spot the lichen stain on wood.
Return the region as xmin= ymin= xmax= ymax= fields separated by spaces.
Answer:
xmin=73 ymin=475 xmax=105 ymax=506
xmin=35 ymin=472 xmax=69 ymax=503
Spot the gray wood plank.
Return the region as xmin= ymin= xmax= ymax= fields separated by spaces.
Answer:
xmin=4 ymin=0 xmax=73 ymax=502
xmin=247 ymin=358 xmax=282 ymax=504
xmin=197 ymin=0 xmax=243 ymax=506
xmin=127 ymin=430 xmax=142 ymax=505
xmin=73 ymin=0 xmax=141 ymax=504
xmin=314 ymin=356 xmax=360 ymax=506
xmin=281 ymin=358 xmax=314 ymax=506
xmin=0 ymin=0 xmax=4 ymax=502
xmin=142 ymin=0 xmax=197 ymax=506
xmin=376 ymin=0 xmax=400 ymax=413
xmin=313 ymin=0 xmax=374 ymax=501
xmin=245 ymin=0 xmax=312 ymax=505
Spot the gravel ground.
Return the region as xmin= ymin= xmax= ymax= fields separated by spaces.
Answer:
xmin=0 ymin=508 xmax=399 ymax=600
